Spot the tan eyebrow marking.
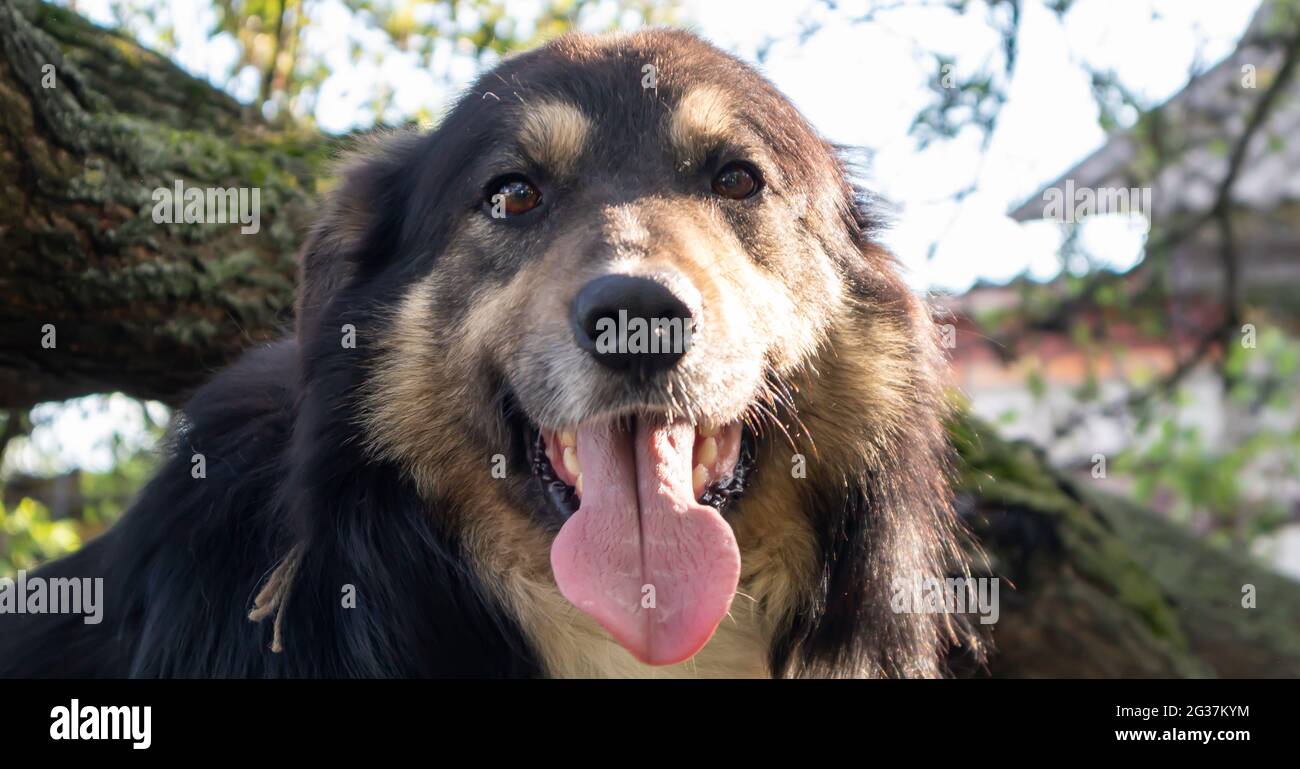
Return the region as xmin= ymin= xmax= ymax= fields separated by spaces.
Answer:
xmin=668 ymin=85 xmax=737 ymax=169
xmin=517 ymin=101 xmax=592 ymax=175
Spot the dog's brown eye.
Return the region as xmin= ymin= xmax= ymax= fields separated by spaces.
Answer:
xmin=487 ymin=175 xmax=542 ymax=216
xmin=711 ymin=162 xmax=760 ymax=200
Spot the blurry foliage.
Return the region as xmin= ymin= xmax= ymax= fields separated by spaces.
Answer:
xmin=79 ymin=449 xmax=160 ymax=527
xmin=0 ymin=499 xmax=82 ymax=577
xmin=85 ymin=0 xmax=679 ymax=126
xmin=1115 ymin=325 xmax=1300 ymax=547
xmin=1119 ymin=423 xmax=1296 ymax=546
xmin=0 ymin=454 xmax=157 ymax=575
xmin=0 ymin=395 xmax=168 ymax=570
xmin=912 ymin=59 xmax=1004 ymax=151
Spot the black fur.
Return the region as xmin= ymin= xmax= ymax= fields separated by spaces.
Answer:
xmin=0 ymin=340 xmax=540 ymax=677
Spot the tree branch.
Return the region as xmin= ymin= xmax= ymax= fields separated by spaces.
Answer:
xmin=0 ymin=0 xmax=321 ymax=408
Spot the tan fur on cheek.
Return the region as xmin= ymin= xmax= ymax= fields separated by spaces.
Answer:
xmin=357 ymin=264 xmax=521 ymax=501
xmin=729 ymin=443 xmax=820 ymax=636
xmin=785 ymin=303 xmax=927 ymax=478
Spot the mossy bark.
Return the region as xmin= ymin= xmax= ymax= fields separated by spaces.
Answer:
xmin=2 ymin=1 xmax=1298 ymax=677
xmin=955 ymin=417 xmax=1300 ymax=677
xmin=0 ymin=0 xmax=324 ymax=407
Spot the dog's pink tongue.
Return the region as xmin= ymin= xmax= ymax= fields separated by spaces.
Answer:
xmin=550 ymin=419 xmax=740 ymax=666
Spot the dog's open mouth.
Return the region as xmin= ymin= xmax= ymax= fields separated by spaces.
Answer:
xmin=524 ymin=416 xmax=755 ymax=666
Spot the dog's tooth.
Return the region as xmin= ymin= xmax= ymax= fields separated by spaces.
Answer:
xmin=575 ymin=473 xmax=583 ymax=498
xmin=563 ymin=446 xmax=581 ymax=476
xmin=692 ymin=464 xmax=708 ymax=497
xmin=560 ymin=428 xmax=577 ymax=448
xmin=697 ymin=436 xmax=718 ymax=467
xmin=699 ymin=423 xmax=719 ymax=438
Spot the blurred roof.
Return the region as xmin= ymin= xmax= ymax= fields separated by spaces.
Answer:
xmin=1010 ymin=1 xmax=1300 ymax=222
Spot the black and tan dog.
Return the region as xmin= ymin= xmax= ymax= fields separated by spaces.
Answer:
xmin=0 ymin=29 xmax=975 ymax=678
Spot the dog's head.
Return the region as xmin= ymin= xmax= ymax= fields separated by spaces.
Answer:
xmin=296 ymin=30 xmax=972 ymax=676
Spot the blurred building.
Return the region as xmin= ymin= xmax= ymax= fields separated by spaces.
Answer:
xmin=942 ymin=0 xmax=1300 ymax=576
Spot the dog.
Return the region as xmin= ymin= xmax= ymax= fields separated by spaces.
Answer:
xmin=0 ymin=29 xmax=975 ymax=678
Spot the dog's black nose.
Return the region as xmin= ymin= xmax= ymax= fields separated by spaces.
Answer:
xmin=571 ymin=275 xmax=694 ymax=375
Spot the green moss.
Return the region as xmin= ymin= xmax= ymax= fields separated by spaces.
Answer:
xmin=954 ymin=414 xmax=1191 ymax=649
xmin=952 ymin=411 xmax=1300 ymax=676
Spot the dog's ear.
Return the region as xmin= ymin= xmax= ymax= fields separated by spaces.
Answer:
xmin=769 ymin=243 xmax=983 ymax=678
xmin=295 ymin=131 xmax=423 ymax=341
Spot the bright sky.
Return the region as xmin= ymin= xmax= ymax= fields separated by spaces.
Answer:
xmin=11 ymin=0 xmax=1263 ymax=473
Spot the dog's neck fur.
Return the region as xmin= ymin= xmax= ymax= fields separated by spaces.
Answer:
xmin=499 ymin=575 xmax=772 ymax=678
